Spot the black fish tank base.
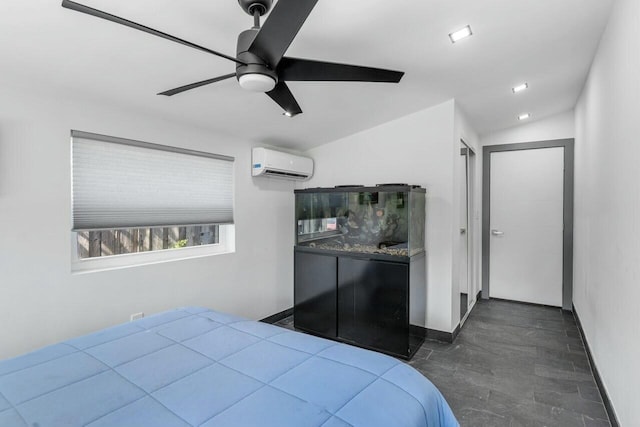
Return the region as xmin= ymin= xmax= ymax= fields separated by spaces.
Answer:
xmin=294 ymin=185 xmax=426 ymax=359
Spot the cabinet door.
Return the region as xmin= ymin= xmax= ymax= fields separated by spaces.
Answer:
xmin=338 ymin=258 xmax=409 ymax=356
xmin=294 ymin=251 xmax=337 ymax=337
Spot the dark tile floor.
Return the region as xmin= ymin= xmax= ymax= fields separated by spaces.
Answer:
xmin=274 ymin=299 xmax=611 ymax=427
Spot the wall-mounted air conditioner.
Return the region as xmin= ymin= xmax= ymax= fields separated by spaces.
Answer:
xmin=252 ymin=147 xmax=314 ymax=181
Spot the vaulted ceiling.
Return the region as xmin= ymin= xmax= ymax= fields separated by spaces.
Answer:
xmin=1 ymin=0 xmax=613 ymax=149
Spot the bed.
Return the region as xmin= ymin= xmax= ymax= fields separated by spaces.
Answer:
xmin=0 ymin=307 xmax=458 ymax=427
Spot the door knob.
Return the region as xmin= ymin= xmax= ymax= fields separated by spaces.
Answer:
xmin=460 ymin=228 xmax=466 ymax=234
xmin=491 ymin=229 xmax=504 ymax=236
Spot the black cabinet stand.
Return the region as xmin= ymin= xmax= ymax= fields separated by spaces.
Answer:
xmin=294 ymin=246 xmax=425 ymax=360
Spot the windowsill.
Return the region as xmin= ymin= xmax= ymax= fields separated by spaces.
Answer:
xmin=71 ymin=225 xmax=235 ymax=274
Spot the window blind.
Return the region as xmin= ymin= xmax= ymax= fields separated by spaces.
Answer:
xmin=71 ymin=131 xmax=234 ymax=231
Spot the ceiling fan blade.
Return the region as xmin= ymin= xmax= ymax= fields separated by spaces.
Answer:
xmin=266 ymin=82 xmax=303 ymax=116
xmin=61 ymin=0 xmax=245 ymax=65
xmin=158 ymin=73 xmax=236 ymax=96
xmin=278 ymin=57 xmax=404 ymax=83
xmin=248 ymin=0 xmax=318 ymax=68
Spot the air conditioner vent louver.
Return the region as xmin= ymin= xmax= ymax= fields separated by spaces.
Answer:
xmin=264 ymin=170 xmax=309 ymax=178
xmin=252 ymin=147 xmax=313 ymax=181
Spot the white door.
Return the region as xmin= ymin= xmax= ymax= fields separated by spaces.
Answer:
xmin=489 ymin=147 xmax=564 ymax=306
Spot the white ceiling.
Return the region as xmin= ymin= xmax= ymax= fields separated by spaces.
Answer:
xmin=1 ymin=0 xmax=612 ymax=150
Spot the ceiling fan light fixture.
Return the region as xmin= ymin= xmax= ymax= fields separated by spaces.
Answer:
xmin=238 ymin=73 xmax=276 ymax=92
xmin=449 ymin=25 xmax=473 ymax=43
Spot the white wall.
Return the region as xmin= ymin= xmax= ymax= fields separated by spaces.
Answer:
xmin=574 ymin=0 xmax=640 ymax=424
xmin=303 ymin=99 xmax=475 ymax=333
xmin=0 ymin=82 xmax=295 ymax=360
xmin=481 ymin=109 xmax=575 ymax=146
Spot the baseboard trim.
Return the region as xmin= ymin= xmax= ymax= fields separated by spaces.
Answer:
xmin=450 ymin=323 xmax=461 ymax=342
xmin=260 ymin=307 xmax=293 ymax=324
xmin=573 ymin=305 xmax=619 ymax=427
xmin=489 ymin=297 xmax=565 ymax=311
xmin=413 ymin=325 xmax=460 ymax=344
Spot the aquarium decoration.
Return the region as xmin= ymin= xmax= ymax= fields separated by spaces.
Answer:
xmin=295 ymin=185 xmax=425 ymax=257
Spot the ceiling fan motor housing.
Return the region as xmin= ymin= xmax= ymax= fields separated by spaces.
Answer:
xmin=238 ymin=0 xmax=273 ymax=16
xmin=236 ymin=28 xmax=278 ymax=91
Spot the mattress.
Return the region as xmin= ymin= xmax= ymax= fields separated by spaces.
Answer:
xmin=0 ymin=307 xmax=458 ymax=427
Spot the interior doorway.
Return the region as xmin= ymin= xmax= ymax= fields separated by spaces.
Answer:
xmin=459 ymin=140 xmax=475 ymax=323
xmin=482 ymin=139 xmax=574 ymax=310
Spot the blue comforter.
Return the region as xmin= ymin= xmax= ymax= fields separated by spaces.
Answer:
xmin=0 ymin=307 xmax=458 ymax=427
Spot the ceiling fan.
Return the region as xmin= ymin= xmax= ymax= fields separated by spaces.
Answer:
xmin=61 ymin=0 xmax=404 ymax=117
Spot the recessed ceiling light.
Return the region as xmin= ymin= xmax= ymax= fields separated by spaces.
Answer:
xmin=449 ymin=25 xmax=473 ymax=43
xmin=512 ymin=83 xmax=528 ymax=93
xmin=518 ymin=113 xmax=530 ymax=121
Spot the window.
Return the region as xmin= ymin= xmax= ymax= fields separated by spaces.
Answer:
xmin=76 ymin=225 xmax=219 ymax=259
xmin=71 ymin=131 xmax=234 ymax=271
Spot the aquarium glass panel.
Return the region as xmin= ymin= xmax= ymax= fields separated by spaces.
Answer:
xmin=295 ymin=186 xmax=425 ymax=257
xmin=409 ymin=191 xmax=426 ymax=256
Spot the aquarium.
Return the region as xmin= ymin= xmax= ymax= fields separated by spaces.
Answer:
xmin=295 ymin=185 xmax=426 ymax=257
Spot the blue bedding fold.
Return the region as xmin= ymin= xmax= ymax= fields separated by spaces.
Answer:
xmin=0 ymin=307 xmax=459 ymax=427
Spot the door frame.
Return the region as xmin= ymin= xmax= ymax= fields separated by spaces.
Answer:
xmin=482 ymin=139 xmax=574 ymax=311
xmin=460 ymin=139 xmax=476 ymax=325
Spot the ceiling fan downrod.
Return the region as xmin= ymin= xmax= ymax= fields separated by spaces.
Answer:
xmin=239 ymin=0 xmax=272 ymax=28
